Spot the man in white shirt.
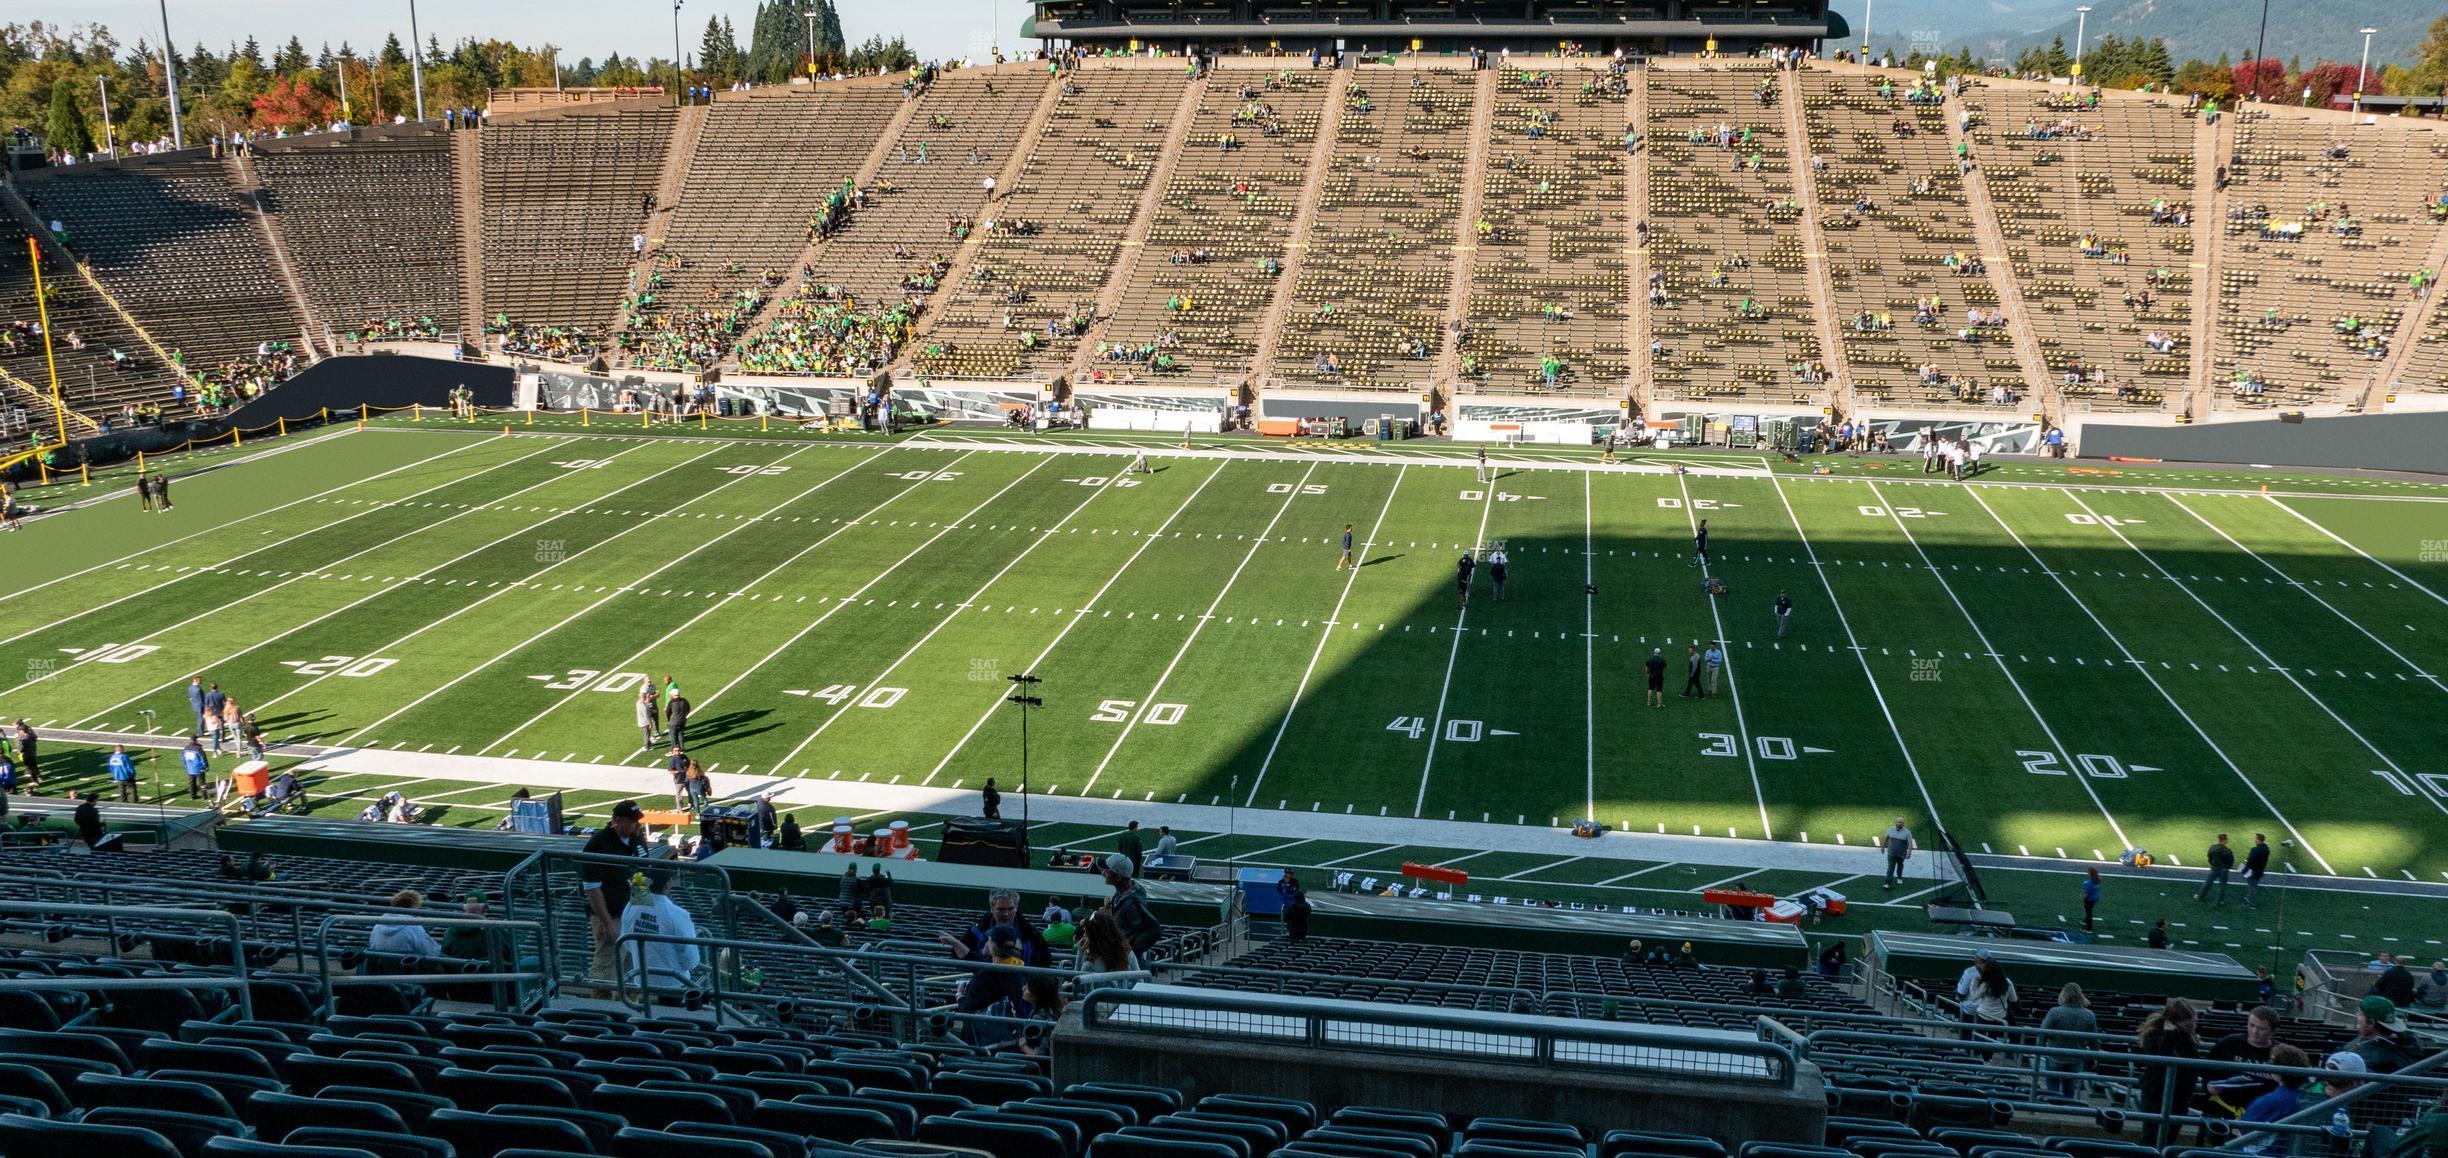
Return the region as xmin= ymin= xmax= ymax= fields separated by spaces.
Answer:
xmin=618 ymin=869 xmax=701 ymax=998
xmin=1154 ymin=826 xmax=1178 ymax=863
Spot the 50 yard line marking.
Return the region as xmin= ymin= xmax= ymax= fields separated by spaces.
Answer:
xmin=1413 ymin=473 xmax=1499 ymax=818
xmin=68 ymin=438 xmax=670 ymax=728
xmin=1676 ymin=472 xmax=1770 ymax=839
xmin=1864 ymin=480 xmax=2131 ymax=850
xmin=919 ymin=459 xmax=1229 ymax=786
xmin=2060 ymin=489 xmax=2448 ymax=825
xmin=337 ymin=443 xmax=848 ymax=744
xmin=492 ymin=451 xmax=1036 ymax=757
xmin=247 ymin=443 xmax=758 ymax=718
xmin=756 ymin=456 xmax=1139 ymax=776
xmin=1081 ymin=462 xmax=1322 ymax=796
xmin=1960 ymin=486 xmax=2332 ymax=873
xmin=1766 ymin=474 xmax=1944 ymax=831
xmin=1245 ymin=464 xmax=1407 ymax=807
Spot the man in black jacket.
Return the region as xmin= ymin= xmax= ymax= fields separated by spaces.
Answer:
xmin=2196 ymin=833 xmax=2235 ymax=907
xmin=938 ymin=887 xmax=1052 ymax=967
xmin=2242 ymin=833 xmax=2271 ymax=909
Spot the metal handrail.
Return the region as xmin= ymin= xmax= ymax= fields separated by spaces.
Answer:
xmin=500 ymin=848 xmax=737 ymax=992
xmin=0 ymin=899 xmax=254 ymax=1020
xmin=1153 ymin=960 xmax=1543 ymax=1008
xmin=309 ymin=911 xmax=550 ymax=1017
xmin=1079 ymin=984 xmax=1800 ymax=1087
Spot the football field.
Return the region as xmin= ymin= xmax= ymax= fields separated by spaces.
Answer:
xmin=6 ymin=420 xmax=2448 ymax=894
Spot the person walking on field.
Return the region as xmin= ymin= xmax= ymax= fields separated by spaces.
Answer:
xmin=664 ymin=690 xmax=691 ymax=750
xmin=1475 ymin=445 xmax=1490 ymax=483
xmin=1681 ymin=645 xmax=1705 ymax=699
xmin=155 ymin=471 xmax=171 ymax=511
xmin=1774 ymin=590 xmax=1793 ymax=638
xmin=106 ymin=744 xmax=137 ymax=802
xmin=2082 ymin=866 xmax=2101 ymax=931
xmin=1881 ymin=817 xmax=1915 ymax=888
xmin=1645 ymin=648 xmax=1667 ymax=707
xmin=1337 ymin=523 xmax=1354 ymax=570
xmin=1691 ymin=518 xmax=1709 ymax=567
xmin=135 ymin=472 xmax=154 ymax=513
xmin=2198 ymin=832 xmax=2236 ymax=907
xmin=2243 ymin=833 xmax=2271 ymax=909
xmin=635 ymin=689 xmax=659 ymax=749
xmin=1455 ymin=550 xmax=1475 ymax=610
xmin=188 ymin=676 xmax=209 ymax=737
xmin=982 ymin=777 xmax=1001 ymax=821
xmin=181 ymin=735 xmax=209 ymax=800
xmin=1489 ymin=547 xmax=1509 ymax=602
xmin=1702 ymin=643 xmax=1724 ymax=696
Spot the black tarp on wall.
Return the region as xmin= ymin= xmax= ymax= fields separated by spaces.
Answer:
xmin=223 ymin=354 xmax=512 ymax=427
xmin=2079 ymin=410 xmax=2448 ymax=476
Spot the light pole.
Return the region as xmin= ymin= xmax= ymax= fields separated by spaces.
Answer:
xmin=2249 ymin=0 xmax=2271 ymax=103
xmin=1006 ymin=674 xmax=1041 ymax=859
xmin=95 ymin=76 xmax=113 ymax=153
xmin=2354 ymin=27 xmax=2377 ymax=114
xmin=672 ymin=0 xmax=686 ymax=107
xmin=1859 ymin=0 xmax=1872 ymax=62
xmin=407 ymin=0 xmax=427 ymax=121
xmin=2072 ymin=6 xmax=2091 ymax=81
xmin=158 ymin=0 xmax=183 ymax=149
xmin=804 ymin=3 xmax=818 ymax=78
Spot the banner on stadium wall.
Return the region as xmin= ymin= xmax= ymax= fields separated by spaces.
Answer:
xmin=1860 ymin=417 xmax=2042 ymax=454
xmin=1455 ymin=400 xmax=1623 ymax=425
xmin=1069 ymin=392 xmax=1230 ymax=416
xmin=1091 ymin=407 xmax=1223 ymax=433
xmin=1449 ymin=418 xmax=1598 ymax=445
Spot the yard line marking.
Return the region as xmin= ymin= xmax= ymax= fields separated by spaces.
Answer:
xmin=1948 ymin=482 xmax=2330 ymax=871
xmin=1766 ymin=474 xmax=1946 ymax=831
xmin=1245 ymin=464 xmax=1408 ymax=806
xmin=2166 ymin=494 xmax=2444 ymax=695
xmin=1313 ymin=842 xmax=1409 ymax=868
xmin=67 ymin=439 xmax=669 ymax=728
xmin=1582 ymin=470 xmax=1597 ymax=823
xmin=493 ymin=451 xmax=1022 ymax=756
xmin=2262 ymin=495 xmax=2448 ymax=608
xmin=920 ymin=460 xmax=1228 ymax=786
xmin=1676 ymin=471 xmax=1771 ymax=840
xmin=0 ymin=434 xmax=528 ymax=655
xmin=1884 ymin=880 xmax=1957 ymax=905
xmin=753 ymin=455 xmax=1126 ymax=773
xmin=0 ymin=427 xmax=459 ymax=605
xmin=1689 ymin=869 xmax=1758 ymax=893
xmin=1497 ymin=857 xmax=1585 ymax=881
xmin=1413 ymin=480 xmax=1501 ymax=818
xmin=336 ymin=443 xmax=857 ymax=743
xmin=1596 ymin=862 xmax=1679 ymax=886
xmin=1865 ymin=481 xmax=2131 ymax=850
xmin=2060 ymin=489 xmax=2448 ymax=825
xmin=1082 ymin=462 xmax=1322 ymax=796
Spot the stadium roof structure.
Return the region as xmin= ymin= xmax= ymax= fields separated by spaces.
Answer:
xmin=1027 ymin=0 xmax=1847 ymax=52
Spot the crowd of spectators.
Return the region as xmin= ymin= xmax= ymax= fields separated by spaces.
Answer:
xmin=736 ymin=286 xmax=916 ymax=376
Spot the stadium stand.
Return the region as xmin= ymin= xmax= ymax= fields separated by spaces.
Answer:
xmin=911 ymin=64 xmax=1190 ymax=380
xmin=1969 ymin=83 xmax=2196 ymax=411
xmin=1643 ymin=65 xmax=1824 ymax=404
xmin=13 ymin=151 xmax=308 ymax=395
xmin=0 ymin=224 xmax=178 ymax=420
xmin=478 ymin=101 xmax=676 ymax=333
xmin=1090 ymin=62 xmax=1335 ymax=386
xmin=251 ymin=126 xmax=467 ymax=349
xmin=1452 ymin=66 xmax=1631 ymax=398
xmin=2210 ymin=111 xmax=2448 ymax=411
xmin=1270 ymin=66 xmax=1482 ymax=392
xmin=1801 ymin=71 xmax=2026 ymax=409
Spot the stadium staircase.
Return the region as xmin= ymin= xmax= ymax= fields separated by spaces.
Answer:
xmin=1939 ymin=86 xmax=2054 ymax=412
xmin=610 ymin=102 xmax=710 ymax=341
xmin=1430 ymin=70 xmax=1497 ymax=391
xmin=224 ymin=149 xmax=328 ymax=359
xmin=1775 ymin=68 xmax=1855 ymax=415
xmin=451 ymin=130 xmax=485 ymax=344
xmin=733 ymin=87 xmax=927 ymax=345
xmin=1623 ymin=67 xmax=1652 ymax=411
xmin=2368 ymin=216 xmax=2448 ymax=407
xmin=1247 ymin=67 xmax=1354 ymax=393
xmin=2181 ymin=110 xmax=2228 ymax=417
xmin=898 ymin=70 xmax=1070 ymax=375
xmin=0 ymin=189 xmax=190 ymax=406
xmin=1074 ymin=68 xmax=1208 ymax=377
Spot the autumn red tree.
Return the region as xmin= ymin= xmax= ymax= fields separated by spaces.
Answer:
xmin=250 ymin=73 xmax=339 ymax=132
xmin=2231 ymin=56 xmax=2288 ymax=103
xmin=2295 ymin=61 xmax=2382 ymax=108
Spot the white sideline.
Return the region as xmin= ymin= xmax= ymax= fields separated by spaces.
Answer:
xmin=2261 ymin=494 xmax=2448 ymax=606
xmin=1675 ymin=472 xmax=1771 ymax=839
xmin=1412 ymin=480 xmax=1500 ymax=817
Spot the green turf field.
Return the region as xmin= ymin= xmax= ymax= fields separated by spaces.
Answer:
xmin=5 ymin=423 xmax=2448 ymax=902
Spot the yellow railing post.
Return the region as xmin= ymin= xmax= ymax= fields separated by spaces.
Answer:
xmin=761 ymin=413 xmax=768 ymax=432
xmin=321 ymin=407 xmax=330 ymax=425
xmin=526 ymin=409 xmax=533 ymax=426
xmin=582 ymin=408 xmax=590 ymax=427
xmin=136 ymin=450 xmax=145 ymax=473
xmin=699 ymin=411 xmax=707 ymax=431
xmin=414 ymin=404 xmax=423 ymax=421
xmin=37 ymin=460 xmax=48 ymax=486
xmin=233 ymin=427 xmax=242 ymax=447
xmin=640 ymin=405 xmax=649 ymax=428
xmin=79 ymin=463 xmax=89 ymax=486
xmin=277 ymin=416 xmax=287 ymax=437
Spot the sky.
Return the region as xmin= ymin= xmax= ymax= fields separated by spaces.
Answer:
xmin=27 ymin=0 xmax=1014 ymax=70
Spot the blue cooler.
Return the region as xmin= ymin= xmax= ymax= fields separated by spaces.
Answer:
xmin=1238 ymin=867 xmax=1287 ymax=915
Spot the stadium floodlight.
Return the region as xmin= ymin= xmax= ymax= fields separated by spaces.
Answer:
xmin=158 ymin=0 xmax=182 ymax=149
xmin=2355 ymin=28 xmax=2377 ymax=114
xmin=2072 ymin=7 xmax=2091 ymax=80
xmin=408 ymin=0 xmax=427 ymax=122
xmin=97 ymin=76 xmax=115 ymax=155
xmin=1007 ymin=674 xmax=1043 ymax=850
xmin=673 ymin=0 xmax=687 ymax=108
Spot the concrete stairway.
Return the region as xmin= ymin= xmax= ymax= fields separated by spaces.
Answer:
xmin=730 ymin=93 xmax=927 ymax=349
xmin=609 ymin=102 xmax=710 ymax=340
xmin=1943 ymin=87 xmax=2056 ymax=413
xmin=1622 ymin=68 xmax=1652 ymax=412
xmin=2182 ymin=111 xmax=2230 ymax=418
xmin=1071 ymin=72 xmax=1210 ymax=382
xmin=901 ymin=73 xmax=1070 ymax=369
xmin=1777 ymin=72 xmax=1854 ymax=416
xmin=1432 ymin=70 xmax=1498 ymax=392
xmin=2364 ymin=213 xmax=2448 ymax=411
xmin=1248 ymin=68 xmax=1354 ymax=395
xmin=226 ymin=150 xmax=327 ymax=359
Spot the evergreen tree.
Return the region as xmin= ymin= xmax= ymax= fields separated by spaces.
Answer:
xmin=2138 ymin=38 xmax=2174 ymax=85
xmin=276 ymin=36 xmax=311 ymax=75
xmin=2045 ymin=35 xmax=2071 ymax=78
xmin=47 ymin=77 xmax=96 ymax=157
xmin=239 ymin=35 xmax=266 ymax=71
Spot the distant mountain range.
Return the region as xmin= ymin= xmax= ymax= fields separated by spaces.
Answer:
xmin=1829 ymin=0 xmax=2429 ymax=70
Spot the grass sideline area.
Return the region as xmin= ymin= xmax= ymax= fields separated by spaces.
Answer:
xmin=3 ymin=420 xmax=2445 ymax=973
